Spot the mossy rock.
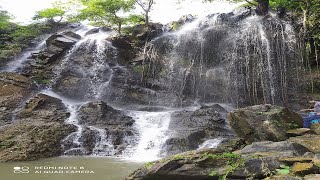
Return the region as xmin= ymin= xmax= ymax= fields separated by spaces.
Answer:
xmin=228 ymin=104 xmax=303 ymax=144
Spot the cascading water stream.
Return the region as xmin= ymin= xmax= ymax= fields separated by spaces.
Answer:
xmin=125 ymin=111 xmax=173 ymax=162
xmin=1 ymin=38 xmax=47 ymax=72
xmin=41 ymin=28 xmax=120 ymax=155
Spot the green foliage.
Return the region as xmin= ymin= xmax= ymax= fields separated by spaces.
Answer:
xmin=0 ymin=9 xmax=12 ymax=30
xmin=75 ymin=0 xmax=136 ymax=34
xmin=201 ymin=152 xmax=245 ymax=179
xmin=0 ymin=10 xmax=49 ymax=62
xmin=144 ymin=161 xmax=156 ymax=168
xmin=275 ymin=165 xmax=290 ymax=175
xmin=201 ymin=152 xmax=241 ymax=159
xmin=33 ymin=7 xmax=65 ymax=23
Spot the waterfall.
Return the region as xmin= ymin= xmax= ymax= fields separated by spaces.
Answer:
xmin=143 ymin=10 xmax=301 ymax=107
xmin=125 ymin=111 xmax=173 ymax=162
xmin=0 ymin=9 xmax=303 ymax=162
xmin=41 ymin=27 xmax=120 ymax=156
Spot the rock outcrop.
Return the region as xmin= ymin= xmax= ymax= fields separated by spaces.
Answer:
xmin=162 ymin=104 xmax=234 ymax=156
xmin=77 ymin=101 xmax=135 ymax=154
xmin=24 ymin=31 xmax=81 ymax=86
xmin=127 ymin=141 xmax=315 ymax=180
xmin=0 ymin=72 xmax=34 ymax=126
xmin=0 ymin=94 xmax=76 ymax=162
xmin=228 ymin=104 xmax=303 ymax=144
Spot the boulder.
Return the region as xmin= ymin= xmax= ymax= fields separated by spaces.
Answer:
xmin=0 ymin=72 xmax=34 ymax=126
xmin=289 ymin=134 xmax=320 ymax=153
xmin=227 ymin=104 xmax=303 ymax=144
xmin=127 ymin=140 xmax=313 ymax=180
xmin=237 ymin=141 xmax=309 ymax=158
xmin=15 ymin=93 xmax=70 ymax=123
xmin=291 ymin=162 xmax=319 ymax=175
xmin=77 ymin=101 xmax=135 ymax=154
xmin=162 ymin=104 xmax=234 ymax=156
xmin=38 ymin=31 xmax=81 ymax=64
xmin=0 ymin=121 xmax=76 ymax=162
xmin=0 ymin=93 xmax=76 ymax=161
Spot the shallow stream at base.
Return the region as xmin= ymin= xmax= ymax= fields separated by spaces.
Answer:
xmin=0 ymin=157 xmax=142 ymax=180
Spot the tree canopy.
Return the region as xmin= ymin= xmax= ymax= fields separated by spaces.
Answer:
xmin=75 ymin=0 xmax=139 ymax=34
xmin=33 ymin=7 xmax=66 ymax=23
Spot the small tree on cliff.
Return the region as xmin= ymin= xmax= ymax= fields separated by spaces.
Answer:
xmin=77 ymin=0 xmax=136 ymax=34
xmin=33 ymin=7 xmax=66 ymax=23
xmin=135 ymin=0 xmax=154 ymax=25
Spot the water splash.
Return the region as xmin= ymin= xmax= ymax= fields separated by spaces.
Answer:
xmin=198 ymin=138 xmax=224 ymax=150
xmin=126 ymin=111 xmax=172 ymax=162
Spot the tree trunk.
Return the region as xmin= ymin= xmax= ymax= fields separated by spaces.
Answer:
xmin=145 ymin=12 xmax=149 ymax=25
xmin=256 ymin=0 xmax=269 ymax=15
xmin=118 ymin=22 xmax=122 ymax=35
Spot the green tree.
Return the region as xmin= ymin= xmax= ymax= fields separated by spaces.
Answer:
xmin=0 ymin=9 xmax=12 ymax=30
xmin=135 ymin=0 xmax=154 ymax=25
xmin=77 ymin=0 xmax=136 ymax=34
xmin=33 ymin=6 xmax=66 ymax=23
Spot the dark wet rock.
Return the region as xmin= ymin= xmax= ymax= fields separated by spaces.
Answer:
xmin=77 ymin=101 xmax=135 ymax=154
xmin=131 ymin=23 xmax=164 ymax=41
xmin=79 ymin=127 xmax=97 ymax=155
xmin=34 ymin=31 xmax=81 ymax=65
xmin=0 ymin=72 xmax=34 ymax=126
xmin=163 ymin=104 xmax=234 ymax=156
xmin=78 ymin=101 xmax=134 ymax=127
xmin=85 ymin=28 xmax=100 ymax=36
xmin=228 ymin=104 xmax=303 ymax=144
xmin=53 ymin=70 xmax=92 ymax=99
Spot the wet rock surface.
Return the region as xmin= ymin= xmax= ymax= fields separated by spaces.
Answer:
xmin=77 ymin=101 xmax=135 ymax=154
xmin=163 ymin=104 xmax=234 ymax=156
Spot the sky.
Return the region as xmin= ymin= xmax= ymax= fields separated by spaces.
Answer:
xmin=0 ymin=0 xmax=240 ymax=24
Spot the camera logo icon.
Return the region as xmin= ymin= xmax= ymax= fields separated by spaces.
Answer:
xmin=13 ymin=166 xmax=29 ymax=173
